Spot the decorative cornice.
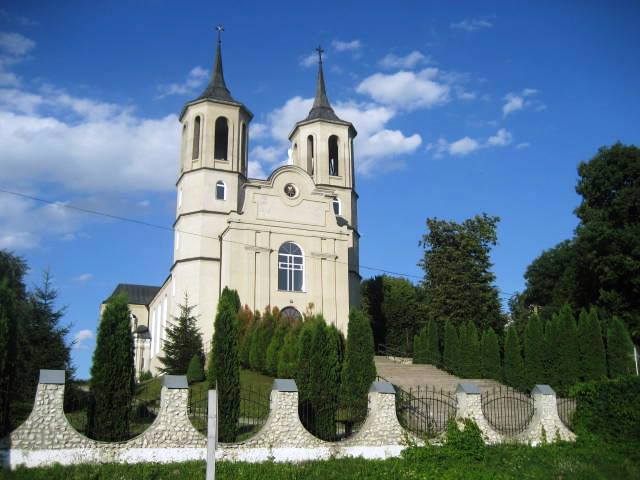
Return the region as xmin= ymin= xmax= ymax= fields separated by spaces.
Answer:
xmin=244 ymin=245 xmax=272 ymax=253
xmin=171 ymin=256 xmax=220 ymax=271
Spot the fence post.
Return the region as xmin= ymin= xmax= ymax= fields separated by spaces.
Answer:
xmin=455 ymin=383 xmax=501 ymax=444
xmin=206 ymin=389 xmax=217 ymax=480
xmin=529 ymin=385 xmax=575 ymax=443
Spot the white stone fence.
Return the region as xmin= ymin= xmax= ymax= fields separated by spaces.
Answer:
xmin=0 ymin=370 xmax=574 ymax=469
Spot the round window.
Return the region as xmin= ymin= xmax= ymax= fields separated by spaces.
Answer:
xmin=284 ymin=183 xmax=298 ymax=198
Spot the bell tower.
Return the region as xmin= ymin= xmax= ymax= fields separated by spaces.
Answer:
xmin=172 ymin=26 xmax=253 ymax=347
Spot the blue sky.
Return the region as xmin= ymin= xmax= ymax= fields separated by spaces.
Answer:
xmin=1 ymin=1 xmax=639 ymax=378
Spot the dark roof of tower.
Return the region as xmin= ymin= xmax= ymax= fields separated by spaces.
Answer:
xmin=104 ymin=284 xmax=160 ymax=305
xmin=305 ymin=51 xmax=342 ymax=122
xmin=196 ymin=33 xmax=237 ymax=103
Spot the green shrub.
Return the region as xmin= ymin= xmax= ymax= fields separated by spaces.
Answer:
xmin=277 ymin=324 xmax=300 ymax=378
xmin=426 ymin=319 xmax=441 ymax=366
xmin=412 ymin=327 xmax=426 ymax=364
xmin=443 ymin=320 xmax=459 ymax=374
xmin=265 ymin=321 xmax=288 ymax=377
xmin=571 ymin=376 xmax=640 ymax=442
xmin=577 ymin=308 xmax=607 ymax=381
xmin=464 ymin=321 xmax=481 ymax=377
xmin=524 ymin=314 xmax=546 ymax=388
xmin=249 ymin=308 xmax=277 ymax=373
xmin=340 ymin=309 xmax=376 ymax=420
xmin=607 ymin=316 xmax=635 ymax=378
xmin=480 ymin=328 xmax=501 ymax=380
xmin=138 ymin=371 xmax=153 ymax=382
xmin=443 ymin=418 xmax=486 ymax=460
xmin=186 ymin=354 xmax=205 ymax=384
xmin=87 ymin=293 xmax=134 ymax=441
xmin=209 ymin=287 xmax=240 ymax=442
xmin=555 ymin=305 xmax=580 ymax=391
xmin=503 ymin=325 xmax=525 ymax=390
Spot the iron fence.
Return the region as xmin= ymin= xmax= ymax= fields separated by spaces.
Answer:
xmin=556 ymin=397 xmax=577 ymax=429
xmin=188 ymin=384 xmax=270 ymax=441
xmin=63 ymin=385 xmax=160 ymax=440
xmin=395 ymin=386 xmax=457 ymax=438
xmin=298 ymin=399 xmax=365 ymax=442
xmin=481 ymin=386 xmax=534 ymax=436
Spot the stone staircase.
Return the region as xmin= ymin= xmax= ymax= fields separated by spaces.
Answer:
xmin=375 ymin=356 xmax=503 ymax=393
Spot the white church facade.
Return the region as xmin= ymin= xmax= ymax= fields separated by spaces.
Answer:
xmin=103 ymin=37 xmax=361 ymax=376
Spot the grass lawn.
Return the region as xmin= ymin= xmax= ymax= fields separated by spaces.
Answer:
xmin=4 ymin=438 xmax=640 ymax=479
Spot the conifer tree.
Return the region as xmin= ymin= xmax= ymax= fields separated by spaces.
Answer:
xmin=237 ymin=307 xmax=254 ymax=368
xmin=327 ymin=324 xmax=345 ymax=383
xmin=426 ymin=319 xmax=441 ymax=366
xmin=340 ymin=309 xmax=376 ymax=420
xmin=249 ymin=308 xmax=276 ymax=373
xmin=524 ymin=314 xmax=546 ymax=388
xmin=480 ymin=328 xmax=501 ymax=380
xmin=577 ymin=308 xmax=607 ymax=381
xmin=457 ymin=322 xmax=470 ymax=376
xmin=159 ymin=294 xmax=204 ymax=374
xmin=87 ymin=294 xmax=134 ymax=441
xmin=277 ymin=324 xmax=300 ymax=378
xmin=607 ymin=316 xmax=635 ymax=378
xmin=186 ymin=354 xmax=205 ymax=384
xmin=0 ymin=279 xmax=13 ymax=436
xmin=209 ymin=287 xmax=241 ymax=442
xmin=465 ymin=321 xmax=481 ymax=377
xmin=555 ymin=304 xmax=580 ymax=391
xmin=503 ymin=326 xmax=525 ymax=390
xmin=544 ymin=314 xmax=562 ymax=388
xmin=443 ymin=320 xmax=459 ymax=374
xmin=265 ymin=320 xmax=288 ymax=376
xmin=412 ymin=327 xmax=427 ymax=364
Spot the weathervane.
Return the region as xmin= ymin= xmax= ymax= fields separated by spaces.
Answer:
xmin=216 ymin=24 xmax=224 ymax=44
xmin=316 ymin=45 xmax=324 ymax=64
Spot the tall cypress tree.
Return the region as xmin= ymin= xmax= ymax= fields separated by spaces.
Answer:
xmin=578 ymin=308 xmax=607 ymax=381
xmin=457 ymin=322 xmax=470 ymax=376
xmin=412 ymin=326 xmax=427 ymax=364
xmin=524 ymin=314 xmax=546 ymax=388
xmin=277 ymin=323 xmax=301 ymax=378
xmin=465 ymin=321 xmax=481 ymax=377
xmin=503 ymin=326 xmax=525 ymax=390
xmin=340 ymin=309 xmax=376 ymax=420
xmin=607 ymin=316 xmax=635 ymax=378
xmin=87 ymin=294 xmax=134 ymax=441
xmin=544 ymin=314 xmax=562 ymax=388
xmin=265 ymin=320 xmax=288 ymax=376
xmin=158 ymin=294 xmax=203 ymax=374
xmin=480 ymin=328 xmax=501 ymax=380
xmin=209 ymin=287 xmax=241 ymax=442
xmin=555 ymin=304 xmax=580 ymax=391
xmin=426 ymin=320 xmax=441 ymax=366
xmin=443 ymin=320 xmax=459 ymax=374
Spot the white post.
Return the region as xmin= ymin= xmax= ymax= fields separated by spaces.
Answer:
xmin=206 ymin=389 xmax=218 ymax=480
xmin=634 ymin=346 xmax=639 ymax=376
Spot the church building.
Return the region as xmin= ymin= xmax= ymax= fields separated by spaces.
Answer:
xmin=103 ymin=35 xmax=360 ymax=376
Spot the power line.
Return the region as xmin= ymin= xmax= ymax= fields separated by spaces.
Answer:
xmin=0 ymin=187 xmax=518 ymax=298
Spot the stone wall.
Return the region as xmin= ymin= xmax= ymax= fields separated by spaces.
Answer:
xmin=1 ymin=370 xmax=575 ymax=469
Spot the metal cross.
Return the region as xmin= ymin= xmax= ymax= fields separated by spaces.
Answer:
xmin=316 ymin=45 xmax=324 ymax=63
xmin=216 ymin=24 xmax=224 ymax=43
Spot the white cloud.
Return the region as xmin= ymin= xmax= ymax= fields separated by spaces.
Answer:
xmin=248 ymin=160 xmax=266 ymax=179
xmin=332 ymin=39 xmax=362 ymax=52
xmin=516 ymin=142 xmax=530 ymax=149
xmin=451 ymin=18 xmax=493 ymax=32
xmin=0 ymin=32 xmax=35 ymax=56
xmin=356 ymin=68 xmax=450 ymax=110
xmin=157 ymin=66 xmax=208 ymax=98
xmin=250 ymin=122 xmax=268 ymax=139
xmin=300 ymin=52 xmax=320 ymax=68
xmin=73 ymin=273 xmax=93 ymax=282
xmin=73 ymin=329 xmax=94 ymax=350
xmin=251 ymin=145 xmax=285 ymax=165
xmin=379 ymin=51 xmax=429 ymax=69
xmin=432 ymin=128 xmax=513 ymax=158
xmin=503 ymin=88 xmax=539 ymax=117
xmin=487 ymin=128 xmax=512 ymax=146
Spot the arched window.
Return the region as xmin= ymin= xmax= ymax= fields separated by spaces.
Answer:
xmin=214 ymin=117 xmax=229 ymax=160
xmin=332 ymin=197 xmax=341 ymax=215
xmin=192 ymin=116 xmax=201 ymax=160
xmin=328 ymin=135 xmax=339 ymax=176
xmin=307 ymin=135 xmax=314 ymax=174
xmin=278 ymin=242 xmax=304 ymax=292
xmin=281 ymin=306 xmax=302 ymax=322
xmin=241 ymin=122 xmax=247 ymax=173
xmin=216 ymin=180 xmax=226 ymax=200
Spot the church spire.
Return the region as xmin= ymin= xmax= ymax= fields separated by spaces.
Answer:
xmin=305 ymin=46 xmax=341 ymax=122
xmin=197 ymin=25 xmax=236 ymax=103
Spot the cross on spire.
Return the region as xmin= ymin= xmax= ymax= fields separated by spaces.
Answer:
xmin=216 ymin=24 xmax=224 ymax=44
xmin=316 ymin=45 xmax=324 ymax=64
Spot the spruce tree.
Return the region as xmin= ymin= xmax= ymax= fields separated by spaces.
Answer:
xmin=340 ymin=309 xmax=376 ymax=420
xmin=159 ymin=294 xmax=204 ymax=374
xmin=443 ymin=320 xmax=459 ymax=374
xmin=480 ymin=328 xmax=501 ymax=380
xmin=555 ymin=304 xmax=580 ymax=391
xmin=209 ymin=287 xmax=240 ymax=442
xmin=266 ymin=320 xmax=288 ymax=376
xmin=277 ymin=324 xmax=300 ymax=378
xmin=186 ymin=354 xmax=205 ymax=384
xmin=524 ymin=314 xmax=546 ymax=388
xmin=426 ymin=319 xmax=441 ymax=366
xmin=87 ymin=293 xmax=134 ymax=441
xmin=607 ymin=316 xmax=635 ymax=378
xmin=503 ymin=326 xmax=525 ymax=390
xmin=578 ymin=308 xmax=607 ymax=381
